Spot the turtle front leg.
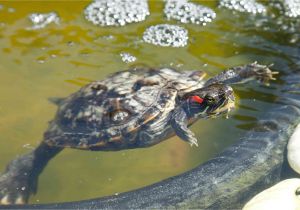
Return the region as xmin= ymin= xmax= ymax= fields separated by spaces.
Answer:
xmin=205 ymin=62 xmax=278 ymax=86
xmin=171 ymin=108 xmax=198 ymax=147
xmin=0 ymin=143 xmax=62 ymax=205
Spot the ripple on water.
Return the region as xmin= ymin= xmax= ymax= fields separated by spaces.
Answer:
xmin=84 ymin=0 xmax=150 ymax=26
xmin=143 ymin=24 xmax=188 ymax=47
xmin=164 ymin=0 xmax=216 ymax=25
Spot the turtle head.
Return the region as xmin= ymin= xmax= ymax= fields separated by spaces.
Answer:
xmin=183 ymin=84 xmax=235 ymax=118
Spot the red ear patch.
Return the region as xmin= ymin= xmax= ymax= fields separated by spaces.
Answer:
xmin=190 ymin=96 xmax=204 ymax=104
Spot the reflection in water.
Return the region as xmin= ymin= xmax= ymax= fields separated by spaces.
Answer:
xmin=0 ymin=0 xmax=299 ymax=204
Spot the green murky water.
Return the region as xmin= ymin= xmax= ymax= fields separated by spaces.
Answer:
xmin=0 ymin=0 xmax=297 ymax=204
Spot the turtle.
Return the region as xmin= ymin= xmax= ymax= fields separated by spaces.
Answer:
xmin=0 ymin=62 xmax=277 ymax=205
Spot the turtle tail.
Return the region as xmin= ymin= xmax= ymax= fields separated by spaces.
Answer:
xmin=0 ymin=142 xmax=62 ymax=205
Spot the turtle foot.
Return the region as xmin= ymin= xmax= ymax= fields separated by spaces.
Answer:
xmin=250 ymin=62 xmax=279 ymax=84
xmin=0 ymin=171 xmax=33 ymax=205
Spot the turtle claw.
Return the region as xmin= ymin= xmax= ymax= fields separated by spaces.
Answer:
xmin=15 ymin=196 xmax=26 ymax=205
xmin=189 ymin=138 xmax=198 ymax=147
xmin=0 ymin=194 xmax=25 ymax=205
xmin=0 ymin=172 xmax=31 ymax=205
xmin=0 ymin=195 xmax=10 ymax=205
xmin=250 ymin=63 xmax=278 ymax=85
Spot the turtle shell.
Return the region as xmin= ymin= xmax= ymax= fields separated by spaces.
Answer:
xmin=44 ymin=68 xmax=206 ymax=150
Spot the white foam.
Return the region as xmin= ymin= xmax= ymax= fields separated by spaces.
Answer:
xmin=164 ymin=0 xmax=216 ymax=25
xmin=84 ymin=0 xmax=149 ymax=26
xmin=28 ymin=12 xmax=60 ymax=30
xmin=143 ymin=24 xmax=188 ymax=47
xmin=219 ymin=0 xmax=266 ymax=15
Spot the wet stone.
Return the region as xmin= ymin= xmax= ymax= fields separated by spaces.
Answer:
xmin=28 ymin=12 xmax=60 ymax=30
xmin=219 ymin=0 xmax=266 ymax=15
xmin=164 ymin=0 xmax=216 ymax=25
xmin=120 ymin=52 xmax=136 ymax=63
xmin=84 ymin=0 xmax=150 ymax=26
xmin=143 ymin=24 xmax=188 ymax=47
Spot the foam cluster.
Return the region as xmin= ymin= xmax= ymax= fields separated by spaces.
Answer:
xmin=143 ymin=24 xmax=188 ymax=47
xmin=279 ymin=0 xmax=300 ymax=17
xmin=84 ymin=0 xmax=150 ymax=26
xmin=120 ymin=53 xmax=137 ymax=63
xmin=28 ymin=12 xmax=60 ymax=30
xmin=164 ymin=0 xmax=216 ymax=25
xmin=219 ymin=0 xmax=266 ymax=15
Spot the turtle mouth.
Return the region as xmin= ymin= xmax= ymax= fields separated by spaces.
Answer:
xmin=209 ymin=95 xmax=235 ymax=117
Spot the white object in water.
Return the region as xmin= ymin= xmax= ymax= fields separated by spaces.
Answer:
xmin=164 ymin=0 xmax=216 ymax=25
xmin=243 ymin=178 xmax=300 ymax=210
xmin=279 ymin=0 xmax=300 ymax=18
xmin=288 ymin=123 xmax=300 ymax=175
xmin=28 ymin=12 xmax=60 ymax=30
xmin=219 ymin=0 xmax=266 ymax=15
xmin=84 ymin=0 xmax=149 ymax=26
xmin=143 ymin=24 xmax=188 ymax=47
xmin=120 ymin=53 xmax=136 ymax=63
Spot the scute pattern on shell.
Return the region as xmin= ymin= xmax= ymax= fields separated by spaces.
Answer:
xmin=44 ymin=68 xmax=206 ymax=150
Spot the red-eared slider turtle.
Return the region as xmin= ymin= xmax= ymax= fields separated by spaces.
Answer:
xmin=0 ymin=62 xmax=277 ymax=205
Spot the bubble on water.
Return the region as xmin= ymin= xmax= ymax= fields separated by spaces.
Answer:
xmin=164 ymin=0 xmax=216 ymax=25
xmin=143 ymin=24 xmax=188 ymax=47
xmin=120 ymin=52 xmax=136 ymax=63
xmin=28 ymin=12 xmax=60 ymax=30
xmin=101 ymin=35 xmax=115 ymax=40
xmin=8 ymin=8 xmax=15 ymax=13
xmin=21 ymin=187 xmax=26 ymax=191
xmin=84 ymin=0 xmax=150 ymax=27
xmin=289 ymin=34 xmax=299 ymax=43
xmin=219 ymin=0 xmax=266 ymax=15
xmin=275 ymin=0 xmax=300 ymax=18
xmin=37 ymin=59 xmax=45 ymax=64
xmin=22 ymin=143 xmax=34 ymax=149
xmin=67 ymin=41 xmax=75 ymax=46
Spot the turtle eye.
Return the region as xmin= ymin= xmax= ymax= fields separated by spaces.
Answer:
xmin=189 ymin=95 xmax=204 ymax=104
xmin=205 ymin=96 xmax=215 ymax=104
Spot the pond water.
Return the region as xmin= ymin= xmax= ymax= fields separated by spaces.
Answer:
xmin=0 ymin=0 xmax=299 ymax=204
